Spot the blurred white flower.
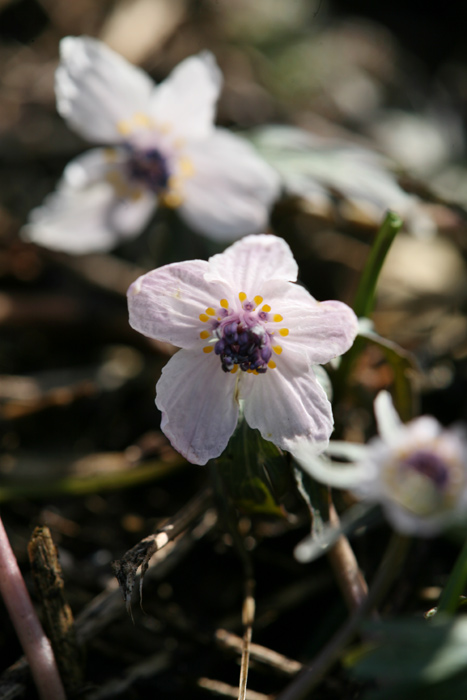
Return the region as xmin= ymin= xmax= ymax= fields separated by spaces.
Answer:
xmin=127 ymin=234 xmax=358 ymax=464
xmin=249 ymin=125 xmax=436 ymax=238
xmin=22 ymin=37 xmax=280 ymax=253
xmin=294 ymin=391 xmax=467 ymax=536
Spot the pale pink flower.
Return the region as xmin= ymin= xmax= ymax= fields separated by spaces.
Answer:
xmin=294 ymin=392 xmax=467 ymax=536
xmin=22 ymin=37 xmax=279 ymax=254
xmin=127 ymin=234 xmax=358 ymax=465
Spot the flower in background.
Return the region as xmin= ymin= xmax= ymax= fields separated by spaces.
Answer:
xmin=22 ymin=37 xmax=280 ymax=254
xmin=249 ymin=126 xmax=436 ymax=238
xmin=294 ymin=391 xmax=467 ymax=536
xmin=127 ymin=234 xmax=358 ymax=465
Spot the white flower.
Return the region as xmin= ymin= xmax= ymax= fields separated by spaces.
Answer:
xmin=22 ymin=37 xmax=280 ymax=254
xmin=127 ymin=234 xmax=358 ymax=465
xmin=294 ymin=391 xmax=467 ymax=536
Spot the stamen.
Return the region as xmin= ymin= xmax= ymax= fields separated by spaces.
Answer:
xmin=230 ymin=365 xmax=238 ymax=374
xmin=162 ymin=191 xmax=183 ymax=208
xmin=239 ymin=292 xmax=247 ymax=302
xmin=262 ymin=304 xmax=271 ymax=313
xmin=220 ymin=299 xmax=229 ymax=309
xmin=254 ymin=295 xmax=263 ymax=306
xmin=268 ymin=360 xmax=276 ymax=369
xmin=117 ymin=120 xmax=131 ymax=135
xmin=179 ymin=157 xmax=195 ymax=177
xmin=273 ymin=314 xmax=283 ymax=322
xmin=273 ymin=345 xmax=282 ymax=354
xmin=206 ymin=308 xmax=216 ymax=316
xmin=200 ymin=330 xmax=210 ymax=339
xmin=279 ymin=328 xmax=289 ymax=337
xmin=203 ymin=346 xmax=213 ymax=354
xmin=199 ymin=314 xmax=209 ymax=322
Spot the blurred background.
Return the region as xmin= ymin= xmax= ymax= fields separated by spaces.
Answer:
xmin=2 ymin=0 xmax=467 ymax=698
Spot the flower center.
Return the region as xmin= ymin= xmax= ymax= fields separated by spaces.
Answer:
xmin=401 ymin=449 xmax=449 ymax=488
xmin=199 ymin=293 xmax=289 ymax=374
xmin=126 ymin=145 xmax=170 ymax=193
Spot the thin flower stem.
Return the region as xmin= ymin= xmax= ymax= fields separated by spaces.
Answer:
xmin=326 ymin=501 xmax=369 ymax=613
xmin=276 ymin=533 xmax=410 ymax=700
xmin=0 ymin=515 xmax=66 ymax=700
xmin=334 ymin=211 xmax=403 ymax=399
xmin=436 ymin=537 xmax=467 ymax=615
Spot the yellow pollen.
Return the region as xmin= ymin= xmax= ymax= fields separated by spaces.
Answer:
xmin=104 ymin=148 xmax=117 ymax=162
xmin=220 ymin=299 xmax=229 ymax=309
xmin=179 ymin=157 xmax=195 ymax=177
xmin=200 ymin=330 xmax=210 ymax=339
xmin=268 ymin=360 xmax=277 ymax=369
xmin=203 ymin=346 xmax=213 ymax=354
xmin=239 ymin=292 xmax=247 ymax=302
xmin=205 ymin=307 xmax=216 ymax=316
xmin=253 ymin=370 xmax=259 ymax=375
xmin=132 ymin=112 xmax=152 ymax=127
xmin=199 ymin=314 xmax=209 ymax=322
xmin=273 ymin=314 xmax=283 ymax=322
xmin=130 ymin=188 xmax=143 ymax=201
xmin=247 ymin=369 xmax=253 ymax=373
xmin=279 ymin=328 xmax=289 ymax=337
xmin=262 ymin=304 xmax=271 ymax=313
xmin=117 ymin=120 xmax=131 ymax=135
xmin=161 ymin=191 xmax=183 ymax=208
xmin=230 ymin=365 xmax=238 ymax=374
xmin=254 ymin=295 xmax=263 ymax=306
xmin=273 ymin=345 xmax=282 ymax=355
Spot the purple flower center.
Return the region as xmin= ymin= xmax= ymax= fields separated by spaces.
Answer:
xmin=401 ymin=449 xmax=449 ymax=489
xmin=199 ymin=294 xmax=288 ymax=374
xmin=215 ymin=314 xmax=273 ymax=373
xmin=126 ymin=146 xmax=170 ymax=193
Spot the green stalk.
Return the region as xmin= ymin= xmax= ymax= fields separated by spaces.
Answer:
xmin=436 ymin=538 xmax=467 ymax=615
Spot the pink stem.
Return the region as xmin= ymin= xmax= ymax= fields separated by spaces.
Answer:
xmin=0 ymin=516 xmax=66 ymax=700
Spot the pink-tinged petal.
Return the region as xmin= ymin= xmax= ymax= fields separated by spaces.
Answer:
xmin=156 ymin=349 xmax=239 ymax=465
xmin=22 ymin=149 xmax=156 ymax=254
xmin=179 ymin=129 xmax=280 ymax=242
xmin=56 ymin=36 xmax=154 ymax=144
xmin=128 ymin=260 xmax=226 ymax=348
xmin=148 ymin=53 xmax=222 ymax=141
xmin=242 ymin=361 xmax=333 ymax=453
xmin=204 ymin=234 xmax=297 ymax=299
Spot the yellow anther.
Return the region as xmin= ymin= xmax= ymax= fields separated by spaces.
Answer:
xmin=199 ymin=314 xmax=209 ymax=322
xmin=161 ymin=191 xmax=183 ymax=209
xmin=130 ymin=188 xmax=143 ymax=201
xmin=268 ymin=360 xmax=276 ymax=369
xmin=247 ymin=369 xmax=253 ymax=373
xmin=230 ymin=365 xmax=239 ymax=374
xmin=200 ymin=330 xmax=210 ymax=339
xmin=273 ymin=314 xmax=283 ymax=322
xmin=203 ymin=346 xmax=213 ymax=354
xmin=253 ymin=370 xmax=259 ymax=375
xmin=279 ymin=328 xmax=289 ymax=337
xmin=117 ymin=120 xmax=131 ymax=136
xmin=179 ymin=157 xmax=195 ymax=177
xmin=262 ymin=304 xmax=271 ymax=313
xmin=273 ymin=345 xmax=282 ymax=355
xmin=220 ymin=299 xmax=229 ymax=309
xmin=205 ymin=307 xmax=216 ymax=316
xmin=254 ymin=295 xmax=263 ymax=306
xmin=239 ymin=292 xmax=247 ymax=302
xmin=132 ymin=112 xmax=152 ymax=127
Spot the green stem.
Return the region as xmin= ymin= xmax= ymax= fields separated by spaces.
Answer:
xmin=334 ymin=211 xmax=403 ymax=398
xmin=437 ymin=538 xmax=467 ymax=615
xmin=353 ymin=211 xmax=403 ymax=318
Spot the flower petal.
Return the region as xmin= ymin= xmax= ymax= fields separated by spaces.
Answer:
xmin=179 ymin=129 xmax=280 ymax=242
xmin=242 ymin=361 xmax=333 ymax=453
xmin=293 ymin=442 xmax=370 ymax=489
xmin=156 ymin=349 xmax=239 ymax=465
xmin=56 ymin=36 xmax=154 ymax=143
xmin=262 ymin=281 xmax=358 ymax=365
xmin=148 ymin=52 xmax=222 ymax=141
xmin=204 ymin=234 xmax=297 ymax=298
xmin=22 ymin=149 xmax=156 ymax=254
xmin=128 ymin=260 xmax=226 ymax=348
xmin=374 ymin=391 xmax=403 ymax=444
